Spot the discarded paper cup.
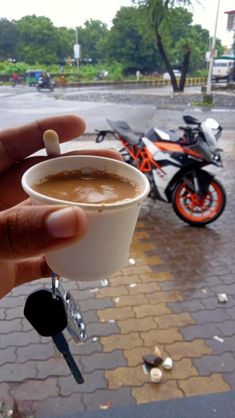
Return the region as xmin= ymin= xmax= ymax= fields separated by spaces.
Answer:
xmin=22 ymin=155 xmax=150 ymax=281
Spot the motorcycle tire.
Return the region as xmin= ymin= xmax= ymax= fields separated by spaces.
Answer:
xmin=171 ymin=176 xmax=226 ymax=227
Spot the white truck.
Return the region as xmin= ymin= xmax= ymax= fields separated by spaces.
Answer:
xmin=212 ymin=57 xmax=235 ymax=82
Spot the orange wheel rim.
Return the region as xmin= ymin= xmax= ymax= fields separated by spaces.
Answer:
xmin=175 ymin=180 xmax=223 ymax=223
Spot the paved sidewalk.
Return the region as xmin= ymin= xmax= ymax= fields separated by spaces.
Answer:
xmin=0 ymin=132 xmax=235 ymax=417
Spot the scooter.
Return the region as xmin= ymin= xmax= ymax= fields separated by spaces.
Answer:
xmin=36 ymin=75 xmax=55 ymax=91
xmin=95 ymin=115 xmax=226 ymax=227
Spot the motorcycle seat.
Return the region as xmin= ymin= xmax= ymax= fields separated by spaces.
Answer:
xmin=106 ymin=119 xmax=140 ymax=146
xmin=144 ymin=127 xmax=180 ymax=143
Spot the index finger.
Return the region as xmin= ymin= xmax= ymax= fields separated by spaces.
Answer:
xmin=0 ymin=114 xmax=86 ymax=173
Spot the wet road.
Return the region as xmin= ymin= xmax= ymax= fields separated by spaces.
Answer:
xmin=0 ymin=85 xmax=234 ymax=133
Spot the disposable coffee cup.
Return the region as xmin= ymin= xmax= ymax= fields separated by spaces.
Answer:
xmin=22 ymin=156 xmax=150 ymax=281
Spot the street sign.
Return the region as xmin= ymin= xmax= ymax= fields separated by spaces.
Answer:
xmin=73 ymin=44 xmax=81 ymax=60
xmin=225 ymin=10 xmax=235 ymax=32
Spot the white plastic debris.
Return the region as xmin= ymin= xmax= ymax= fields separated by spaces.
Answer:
xmin=217 ymin=293 xmax=228 ymax=303
xmin=129 ymin=258 xmax=136 ymax=265
xmin=107 ymin=319 xmax=115 ymax=323
xmin=92 ymin=337 xmax=98 ymax=343
xmin=153 ymin=346 xmax=162 ymax=357
xmin=142 ymin=364 xmax=150 ymax=375
xmin=213 ymin=335 xmax=224 ymax=343
xmin=114 ymin=297 xmax=120 ymax=303
xmin=129 ymin=283 xmax=137 ymax=288
xmin=162 ymin=357 xmax=173 ymax=370
xmin=201 ymin=288 xmax=207 ymax=294
xmin=150 ymin=367 xmax=163 ymax=383
xmin=89 ymin=288 xmax=99 ymax=293
xmin=100 ymin=279 xmax=109 ymax=287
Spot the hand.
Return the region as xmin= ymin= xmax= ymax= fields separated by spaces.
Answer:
xmin=0 ymin=115 xmax=121 ymax=299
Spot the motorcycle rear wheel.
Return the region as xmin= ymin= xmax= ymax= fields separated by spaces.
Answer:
xmin=172 ymin=177 xmax=226 ymax=227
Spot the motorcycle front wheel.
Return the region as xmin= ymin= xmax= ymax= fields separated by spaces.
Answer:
xmin=172 ymin=177 xmax=226 ymax=227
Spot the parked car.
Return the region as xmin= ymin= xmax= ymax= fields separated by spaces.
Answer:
xmin=163 ymin=69 xmax=181 ymax=80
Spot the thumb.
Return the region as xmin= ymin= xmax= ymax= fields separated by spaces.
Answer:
xmin=0 ymin=205 xmax=88 ymax=259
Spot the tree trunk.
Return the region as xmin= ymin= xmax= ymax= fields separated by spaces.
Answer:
xmin=156 ymin=32 xmax=180 ymax=92
xmin=178 ymin=47 xmax=190 ymax=92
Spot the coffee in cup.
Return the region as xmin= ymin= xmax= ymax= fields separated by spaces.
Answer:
xmin=22 ymin=156 xmax=150 ymax=281
xmin=32 ymin=169 xmax=140 ymax=204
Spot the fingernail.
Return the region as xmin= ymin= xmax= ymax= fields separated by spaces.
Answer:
xmin=46 ymin=208 xmax=79 ymax=238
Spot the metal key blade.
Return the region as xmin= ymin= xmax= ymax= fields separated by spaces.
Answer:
xmin=52 ymin=333 xmax=84 ymax=384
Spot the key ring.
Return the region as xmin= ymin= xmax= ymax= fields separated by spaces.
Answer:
xmin=51 ymin=273 xmax=87 ymax=343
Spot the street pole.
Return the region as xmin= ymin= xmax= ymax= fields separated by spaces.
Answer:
xmin=206 ymin=0 xmax=221 ymax=95
xmin=75 ymin=28 xmax=79 ymax=71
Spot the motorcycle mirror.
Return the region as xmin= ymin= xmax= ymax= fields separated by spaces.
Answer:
xmin=205 ymin=118 xmax=220 ymax=130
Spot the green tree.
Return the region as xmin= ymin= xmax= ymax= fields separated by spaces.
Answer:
xmin=16 ymin=15 xmax=58 ymax=64
xmin=55 ymin=27 xmax=75 ymax=64
xmin=106 ymin=6 xmax=160 ymax=73
xmin=76 ymin=20 xmax=109 ymax=62
xmin=132 ymin=0 xmax=208 ymax=91
xmin=0 ymin=18 xmax=19 ymax=60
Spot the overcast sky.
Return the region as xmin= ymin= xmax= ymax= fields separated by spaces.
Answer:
xmin=1 ymin=0 xmax=234 ymax=47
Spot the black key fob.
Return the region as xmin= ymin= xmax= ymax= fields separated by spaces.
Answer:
xmin=24 ymin=289 xmax=67 ymax=337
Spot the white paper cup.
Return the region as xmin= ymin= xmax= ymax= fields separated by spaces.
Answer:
xmin=22 ymin=156 xmax=150 ymax=281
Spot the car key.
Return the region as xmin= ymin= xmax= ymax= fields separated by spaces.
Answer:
xmin=24 ymin=288 xmax=84 ymax=384
xmin=24 ymin=288 xmax=67 ymax=336
xmin=52 ymin=332 xmax=84 ymax=384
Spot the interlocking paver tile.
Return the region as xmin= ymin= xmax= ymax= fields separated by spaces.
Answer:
xmin=80 ymin=350 xmax=127 ymax=373
xmin=164 ymin=358 xmax=198 ymax=380
xmin=16 ymin=342 xmax=54 ymax=362
xmin=169 ymin=300 xmax=207 ymax=313
xmin=0 ymin=330 xmax=41 ymax=349
xmin=0 ymin=318 xmax=23 ymax=333
xmin=118 ymin=317 xmax=157 ymax=333
xmin=0 ymin=361 xmax=37 ymax=383
xmin=139 ymin=271 xmax=173 ymax=282
xmin=165 ymin=340 xmax=212 ymax=360
xmin=83 ymin=387 xmax=134 ymax=411
xmin=106 ymin=365 xmax=148 ymax=388
xmin=133 ymin=303 xmax=171 ymax=317
xmin=147 ymin=290 xmax=183 ymax=303
xmin=97 ymin=306 xmax=135 ymax=322
xmin=216 ymin=320 xmax=235 ymax=336
xmin=101 ymin=332 xmax=142 ymax=352
xmin=154 ymin=312 xmax=195 ymax=328
xmin=193 ymin=353 xmax=235 ymax=375
xmin=0 ymin=346 xmax=16 ymax=366
xmin=109 ymin=274 xmax=142 ymax=286
xmin=58 ymin=370 xmax=107 ymax=395
xmin=114 ymin=294 xmax=148 ymax=307
xmin=181 ymin=323 xmax=220 ymax=340
xmin=141 ymin=329 xmax=183 ymax=346
xmin=32 ymin=393 xmax=85 ymax=417
xmin=10 ymin=378 xmax=59 ymax=401
xmin=178 ymin=374 xmax=230 ymax=396
xmin=133 ymin=381 xmax=183 ymax=403
xmin=190 ymin=309 xmax=231 ymax=323
xmin=86 ymin=321 xmax=119 ymax=337
xmin=96 ymin=285 xmax=128 ymax=298
xmin=128 ymin=282 xmax=161 ymax=295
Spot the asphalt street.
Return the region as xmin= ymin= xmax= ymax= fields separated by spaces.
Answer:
xmin=0 ymin=85 xmax=234 ymax=134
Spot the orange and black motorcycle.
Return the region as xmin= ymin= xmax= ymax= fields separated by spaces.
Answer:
xmin=95 ymin=115 xmax=226 ymax=227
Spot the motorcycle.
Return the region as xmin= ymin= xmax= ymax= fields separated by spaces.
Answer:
xmin=95 ymin=115 xmax=226 ymax=227
xmin=36 ymin=75 xmax=55 ymax=91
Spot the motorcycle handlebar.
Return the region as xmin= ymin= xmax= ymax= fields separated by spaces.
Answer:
xmin=95 ymin=130 xmax=114 ymax=143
